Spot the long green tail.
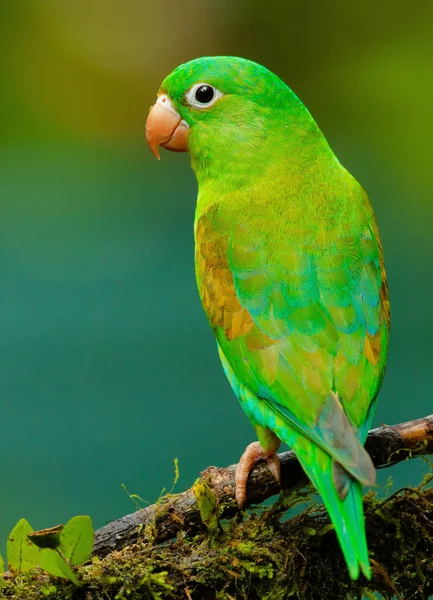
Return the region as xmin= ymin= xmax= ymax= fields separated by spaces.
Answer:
xmin=288 ymin=431 xmax=371 ymax=580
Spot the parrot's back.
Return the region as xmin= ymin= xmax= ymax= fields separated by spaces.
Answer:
xmin=195 ymin=157 xmax=389 ymax=579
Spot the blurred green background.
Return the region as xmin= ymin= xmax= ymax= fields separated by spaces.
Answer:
xmin=0 ymin=0 xmax=432 ymax=547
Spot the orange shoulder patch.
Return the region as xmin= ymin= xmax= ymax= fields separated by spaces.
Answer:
xmin=195 ymin=210 xmax=254 ymax=340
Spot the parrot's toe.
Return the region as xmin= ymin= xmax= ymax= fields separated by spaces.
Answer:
xmin=235 ymin=441 xmax=281 ymax=509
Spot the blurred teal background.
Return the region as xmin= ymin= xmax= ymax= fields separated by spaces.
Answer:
xmin=0 ymin=0 xmax=432 ymax=547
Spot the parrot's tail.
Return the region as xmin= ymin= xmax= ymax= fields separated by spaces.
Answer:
xmin=289 ymin=432 xmax=371 ymax=580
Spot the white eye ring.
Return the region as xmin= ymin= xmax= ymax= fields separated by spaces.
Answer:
xmin=185 ymin=83 xmax=223 ymax=109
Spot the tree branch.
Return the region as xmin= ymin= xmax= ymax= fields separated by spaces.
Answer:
xmin=93 ymin=414 xmax=433 ymax=557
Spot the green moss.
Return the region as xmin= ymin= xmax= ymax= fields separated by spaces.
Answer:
xmin=1 ymin=476 xmax=432 ymax=599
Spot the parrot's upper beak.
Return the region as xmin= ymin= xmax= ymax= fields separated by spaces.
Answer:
xmin=146 ymin=94 xmax=189 ymax=160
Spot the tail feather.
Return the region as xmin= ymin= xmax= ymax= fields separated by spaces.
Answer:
xmin=284 ymin=429 xmax=371 ymax=580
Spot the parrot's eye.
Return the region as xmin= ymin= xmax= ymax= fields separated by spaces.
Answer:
xmin=195 ymin=85 xmax=214 ymax=103
xmin=185 ymin=83 xmax=223 ymax=109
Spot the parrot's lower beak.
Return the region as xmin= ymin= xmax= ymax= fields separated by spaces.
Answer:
xmin=146 ymin=94 xmax=189 ymax=160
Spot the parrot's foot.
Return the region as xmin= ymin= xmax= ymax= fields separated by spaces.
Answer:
xmin=235 ymin=440 xmax=281 ymax=509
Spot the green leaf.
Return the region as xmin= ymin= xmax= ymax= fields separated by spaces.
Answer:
xmin=27 ymin=524 xmax=64 ymax=550
xmin=38 ymin=549 xmax=80 ymax=586
xmin=59 ymin=516 xmax=94 ymax=565
xmin=7 ymin=518 xmax=39 ymax=574
xmin=192 ymin=481 xmax=221 ymax=533
xmin=0 ymin=553 xmax=4 ymax=573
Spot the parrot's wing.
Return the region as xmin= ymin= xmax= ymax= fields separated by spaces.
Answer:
xmin=227 ymin=196 xmax=388 ymax=480
xmin=197 ymin=189 xmax=389 ymax=486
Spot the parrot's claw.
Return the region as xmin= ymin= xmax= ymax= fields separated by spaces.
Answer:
xmin=235 ymin=441 xmax=281 ymax=509
xmin=265 ymin=454 xmax=281 ymax=485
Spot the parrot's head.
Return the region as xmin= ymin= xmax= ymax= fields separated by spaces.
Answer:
xmin=146 ymin=56 xmax=315 ymax=180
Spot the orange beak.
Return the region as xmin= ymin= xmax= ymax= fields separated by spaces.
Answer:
xmin=146 ymin=94 xmax=189 ymax=160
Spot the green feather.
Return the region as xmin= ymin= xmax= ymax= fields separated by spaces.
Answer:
xmin=298 ymin=439 xmax=372 ymax=581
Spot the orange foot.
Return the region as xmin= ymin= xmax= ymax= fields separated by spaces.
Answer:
xmin=235 ymin=439 xmax=281 ymax=509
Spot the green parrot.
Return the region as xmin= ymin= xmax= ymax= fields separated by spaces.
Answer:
xmin=146 ymin=56 xmax=390 ymax=580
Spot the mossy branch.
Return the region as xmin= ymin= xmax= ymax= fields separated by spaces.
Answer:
xmin=93 ymin=413 xmax=433 ymax=557
xmin=2 ymin=414 xmax=432 ymax=599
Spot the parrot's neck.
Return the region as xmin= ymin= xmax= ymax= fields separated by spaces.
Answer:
xmin=188 ymin=107 xmax=339 ymax=197
xmin=190 ymin=112 xmax=344 ymax=221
